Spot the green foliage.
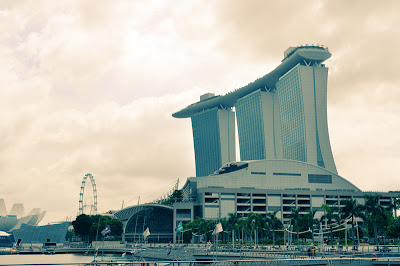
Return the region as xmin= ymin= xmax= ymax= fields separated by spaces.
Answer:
xmin=226 ymin=213 xmax=241 ymax=232
xmin=183 ymin=216 xmax=214 ymax=243
xmin=275 ymin=239 xmax=285 ymax=245
xmin=387 ymin=217 xmax=400 ymax=238
xmin=321 ymin=204 xmax=340 ymax=246
xmin=266 ymin=211 xmax=283 ymax=246
xmin=298 ymin=213 xmax=312 ymax=240
xmin=180 ymin=193 xmax=400 ymax=245
xmin=182 ymin=212 xmax=284 ymax=245
xmin=72 ymin=214 xmax=123 ymax=242
xmin=247 ymin=213 xmax=263 ymax=233
xmin=89 ymin=215 xmax=123 ymax=240
xmin=266 ymin=211 xmax=282 ymax=229
xmin=72 ymin=214 xmax=92 ymax=241
xmin=289 ymin=208 xmax=302 ymax=244
xmin=363 ymin=206 xmax=391 ymax=242
xmin=340 ymin=199 xmax=363 ymax=245
xmin=65 ymin=230 xmax=75 ymax=241
xmin=362 ymin=194 xmax=386 ymax=245
xmin=161 ymin=190 xmax=183 ymax=205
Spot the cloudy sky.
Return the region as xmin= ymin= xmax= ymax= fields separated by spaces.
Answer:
xmin=1 ymin=0 xmax=399 ymax=225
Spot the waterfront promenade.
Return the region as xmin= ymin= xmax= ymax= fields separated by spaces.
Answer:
xmin=4 ymin=243 xmax=400 ymax=265
xmin=2 ymin=255 xmax=400 ymax=266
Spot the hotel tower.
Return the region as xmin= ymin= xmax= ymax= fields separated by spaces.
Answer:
xmin=174 ymin=45 xmax=337 ymax=175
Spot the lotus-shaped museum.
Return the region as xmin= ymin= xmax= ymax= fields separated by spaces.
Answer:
xmin=0 ymin=199 xmax=46 ymax=232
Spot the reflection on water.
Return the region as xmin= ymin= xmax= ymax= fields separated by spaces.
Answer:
xmin=0 ymin=253 xmax=129 ymax=265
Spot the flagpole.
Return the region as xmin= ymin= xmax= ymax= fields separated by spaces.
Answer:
xmin=356 ymin=219 xmax=360 ymax=248
xmin=93 ymin=215 xmax=101 ymax=262
xmin=142 ymin=216 xmax=146 ymax=244
xmin=176 ymin=222 xmax=183 ymax=244
xmin=133 ymin=215 xmax=139 ymax=243
xmin=101 ymin=217 xmax=108 ymax=260
xmin=143 ymin=228 xmax=150 ymax=243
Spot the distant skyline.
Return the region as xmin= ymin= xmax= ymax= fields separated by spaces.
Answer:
xmin=0 ymin=0 xmax=399 ymax=225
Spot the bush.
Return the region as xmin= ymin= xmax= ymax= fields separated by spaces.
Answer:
xmin=261 ymin=239 xmax=272 ymax=244
xmin=276 ymin=239 xmax=285 ymax=245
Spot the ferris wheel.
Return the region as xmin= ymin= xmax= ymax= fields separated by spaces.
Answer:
xmin=78 ymin=173 xmax=98 ymax=215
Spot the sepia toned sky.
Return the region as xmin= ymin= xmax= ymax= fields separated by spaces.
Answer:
xmin=1 ymin=0 xmax=400 ymax=225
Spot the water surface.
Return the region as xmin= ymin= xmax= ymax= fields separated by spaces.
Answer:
xmin=0 ymin=253 xmax=126 ymax=265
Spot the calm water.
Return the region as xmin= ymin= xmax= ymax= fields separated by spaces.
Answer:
xmin=0 ymin=253 xmax=128 ymax=265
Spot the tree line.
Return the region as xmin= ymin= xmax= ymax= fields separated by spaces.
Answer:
xmin=69 ymin=194 xmax=400 ymax=245
xmin=181 ymin=194 xmax=400 ymax=246
xmin=71 ymin=214 xmax=123 ymax=242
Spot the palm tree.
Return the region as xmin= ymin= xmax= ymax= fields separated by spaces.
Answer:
xmin=186 ymin=217 xmax=211 ymax=243
xmin=303 ymin=210 xmax=317 ymax=244
xmin=246 ymin=213 xmax=263 ymax=245
xmin=362 ymin=194 xmax=385 ymax=245
xmin=266 ymin=211 xmax=282 ymax=246
xmin=333 ymin=209 xmax=345 ymax=245
xmin=219 ymin=217 xmax=228 ymax=244
xmin=341 ymin=199 xmax=363 ymax=245
xmin=390 ymin=196 xmax=400 ymax=219
xmin=321 ymin=204 xmax=339 ymax=246
xmin=237 ymin=218 xmax=247 ymax=245
xmin=227 ymin=213 xmax=242 ymax=244
xmin=314 ymin=217 xmax=325 ymax=245
xmin=255 ymin=213 xmax=264 ymax=244
xmin=289 ymin=208 xmax=301 ymax=245
xmin=191 ymin=217 xmax=213 ymax=243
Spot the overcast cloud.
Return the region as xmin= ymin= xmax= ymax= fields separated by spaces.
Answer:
xmin=0 ymin=0 xmax=399 ymax=224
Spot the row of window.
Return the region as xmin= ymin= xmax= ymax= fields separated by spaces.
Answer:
xmin=277 ymin=66 xmax=307 ymax=163
xmin=308 ymin=174 xmax=332 ymax=184
xmin=250 ymin=172 xmax=302 ymax=176
xmin=249 ymin=171 xmax=331 ymax=184
xmin=235 ymin=91 xmax=266 ymax=160
xmin=192 ymin=108 xmax=221 ymax=176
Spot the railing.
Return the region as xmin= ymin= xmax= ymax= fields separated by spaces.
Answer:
xmin=283 ymin=45 xmax=329 ymax=61
xmin=3 ymin=257 xmax=400 ymax=266
xmin=7 ymin=244 xmax=400 ymax=266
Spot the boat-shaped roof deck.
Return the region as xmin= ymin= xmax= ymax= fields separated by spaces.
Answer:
xmin=172 ymin=45 xmax=331 ymax=118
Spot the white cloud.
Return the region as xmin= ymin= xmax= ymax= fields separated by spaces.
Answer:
xmin=0 ymin=0 xmax=399 ymax=224
xmin=0 ymin=90 xmax=200 ymax=223
xmin=329 ymin=92 xmax=400 ymax=191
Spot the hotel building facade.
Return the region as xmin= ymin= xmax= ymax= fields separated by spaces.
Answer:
xmin=115 ymin=46 xmax=398 ymax=243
